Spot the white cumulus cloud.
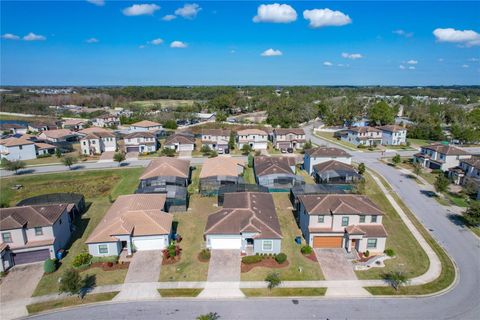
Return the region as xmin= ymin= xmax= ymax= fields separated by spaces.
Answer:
xmin=253 ymin=3 xmax=297 ymax=23
xmin=408 ymin=66 xmax=416 ymax=70
xmin=175 ymin=3 xmax=201 ymax=19
xmin=261 ymin=48 xmax=283 ymax=56
xmin=341 ymin=52 xmax=363 ymax=60
xmin=122 ymin=4 xmax=160 ymax=16
xmin=1 ymin=33 xmax=20 ymax=40
xmin=433 ymin=28 xmax=480 ymax=47
xmin=23 ymin=32 xmax=46 ymax=41
xmin=407 ymin=60 xmax=418 ymax=65
xmin=462 ymin=64 xmax=469 ymax=68
xmin=150 ymin=38 xmax=164 ymax=45
xmin=162 ymin=14 xmax=177 ymax=21
xmin=393 ymin=29 xmax=413 ymax=38
xmin=170 ymin=41 xmax=187 ymax=48
xmin=86 ymin=0 xmax=104 ymax=6
xmin=399 ymin=65 xmax=406 ymax=70
xmin=303 ymin=8 xmax=351 ymax=28
xmin=86 ymin=38 xmax=99 ymax=43
xmin=468 ymin=58 xmax=479 ymax=62
xmin=323 ymin=61 xmax=333 ymax=66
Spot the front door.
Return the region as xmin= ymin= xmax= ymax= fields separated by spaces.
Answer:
xmin=351 ymin=239 xmax=357 ymax=250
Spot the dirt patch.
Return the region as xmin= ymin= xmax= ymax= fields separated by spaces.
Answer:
xmin=303 ymin=252 xmax=317 ymax=262
xmin=241 ymin=258 xmax=289 ymax=273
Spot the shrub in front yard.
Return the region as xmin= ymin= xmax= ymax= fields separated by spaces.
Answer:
xmin=384 ymin=248 xmax=395 ymax=257
xmin=364 ymin=250 xmax=370 ymax=257
xmin=199 ymin=249 xmax=211 ymax=260
xmin=242 ymin=255 xmax=263 ymax=264
xmin=265 ymin=272 xmax=281 ymax=290
xmin=301 ymin=245 xmax=313 ymax=255
xmin=274 ymin=253 xmax=287 ymax=264
xmin=72 ymin=252 xmax=92 ymax=268
xmin=43 ymin=258 xmax=57 ymax=274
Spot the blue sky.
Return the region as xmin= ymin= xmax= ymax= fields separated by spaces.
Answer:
xmin=1 ymin=1 xmax=479 ymax=86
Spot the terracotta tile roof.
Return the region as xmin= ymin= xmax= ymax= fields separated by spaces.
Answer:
xmin=78 ymin=127 xmax=111 ymax=135
xmin=0 ymin=123 xmax=26 ymax=130
xmin=305 ymin=147 xmax=351 ymax=158
xmin=40 ymin=129 xmax=75 ymax=139
xmin=299 ymin=194 xmax=384 ymax=216
xmin=165 ymin=133 xmax=195 ymax=145
xmin=0 ymin=204 xmax=70 ymax=230
xmin=130 ymin=120 xmax=161 ymax=128
xmin=201 ymin=129 xmax=231 ymax=137
xmin=313 ymin=160 xmax=357 ymax=174
xmin=34 ymin=142 xmax=56 ymax=150
xmin=461 ymin=156 xmax=480 ymax=170
xmin=80 ymin=131 xmax=115 ymax=140
xmin=86 ymin=194 xmax=172 ymax=244
xmin=63 ymin=119 xmax=87 ymax=126
xmin=125 ymin=131 xmax=156 ymax=139
xmin=254 ymin=156 xmax=296 ymax=176
xmin=140 ymin=157 xmax=190 ymax=180
xmin=347 ymin=127 xmax=381 ymax=134
xmin=273 ymin=128 xmax=305 ymax=135
xmin=423 ymin=143 xmax=470 ymax=156
xmin=200 ymin=156 xmax=245 ymax=179
xmin=0 ymin=137 xmax=35 ymax=147
xmin=237 ymin=128 xmax=268 ymax=136
xmin=346 ymin=224 xmax=388 ymax=237
xmin=205 ymin=192 xmax=282 ymax=239
xmin=377 ymin=125 xmax=406 ymax=133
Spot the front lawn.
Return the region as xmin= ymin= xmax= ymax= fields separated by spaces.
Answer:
xmin=159 ymin=195 xmax=217 ymax=282
xmin=241 ymin=193 xmax=324 ymax=281
xmin=26 ymin=292 xmax=119 ymax=314
xmin=0 ymin=168 xmax=143 ymax=297
xmin=242 ymin=166 xmax=256 ymax=184
xmin=158 ymin=288 xmax=203 ymax=297
xmin=355 ymin=172 xmax=429 ymax=280
xmin=314 ymin=132 xmax=358 ymax=151
xmin=241 ymin=287 xmax=326 ymax=297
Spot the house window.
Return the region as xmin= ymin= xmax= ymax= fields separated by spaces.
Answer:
xmin=317 ymin=216 xmax=324 ymax=223
xmin=367 ymin=238 xmax=377 ymax=249
xmin=262 ymin=240 xmax=273 ymax=251
xmin=2 ymin=232 xmax=12 ymax=243
xmin=359 ymin=216 xmax=366 ymax=223
xmin=19 ymin=145 xmax=23 ymax=150
xmin=98 ymin=244 xmax=109 ymax=254
xmin=371 ymin=215 xmax=378 ymax=223
xmin=59 ymin=219 xmax=62 ymax=225
xmin=341 ymin=216 xmax=349 ymax=226
xmin=35 ymin=227 xmax=43 ymax=236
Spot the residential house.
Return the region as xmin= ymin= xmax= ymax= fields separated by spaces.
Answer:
xmin=413 ymin=143 xmax=472 ymax=171
xmin=124 ymin=132 xmax=157 ymax=153
xmin=28 ymin=121 xmax=59 ymax=132
xmin=340 ymin=127 xmax=383 ymax=147
xmin=237 ymin=129 xmax=268 ymax=150
xmin=86 ymin=194 xmax=173 ymax=256
xmin=80 ymin=131 xmax=117 ymax=155
xmin=254 ymin=156 xmax=304 ymax=191
xmin=378 ymin=125 xmax=407 ymax=146
xmin=38 ymin=129 xmax=77 ymax=143
xmin=0 ymin=135 xmax=56 ymax=161
xmin=0 ymin=123 xmax=28 ymax=135
xmin=204 ymin=192 xmax=282 ymax=254
xmin=62 ymin=119 xmax=88 ymax=131
xmin=290 ymin=184 xmax=348 ymax=212
xmin=201 ymin=129 xmax=231 ymax=153
xmin=0 ymin=204 xmax=75 ymax=270
xmin=128 ymin=120 xmax=163 ymax=135
xmin=298 ymin=194 xmax=387 ymax=254
xmin=92 ymin=115 xmax=120 ymax=128
xmin=449 ymin=156 xmax=480 ymax=185
xmin=312 ymin=160 xmax=361 ymax=184
xmin=136 ymin=157 xmax=190 ymax=212
xmin=272 ymin=128 xmax=306 ymax=150
xmin=303 ymin=147 xmax=352 ymax=174
xmin=199 ymin=156 xmax=245 ymax=196
xmin=164 ymin=132 xmax=195 ymax=152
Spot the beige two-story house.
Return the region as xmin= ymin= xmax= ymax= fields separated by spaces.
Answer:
xmin=237 ymin=129 xmax=268 ymax=150
xmin=201 ymin=129 xmax=231 ymax=153
xmin=340 ymin=127 xmax=383 ymax=147
xmin=0 ymin=204 xmax=74 ymax=271
xmin=272 ymin=128 xmax=306 ymax=150
xmin=414 ymin=143 xmax=471 ymax=172
xmin=298 ymin=194 xmax=387 ymax=255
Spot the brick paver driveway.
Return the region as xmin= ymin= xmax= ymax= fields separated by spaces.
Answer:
xmin=207 ymin=249 xmax=241 ymax=282
xmin=315 ymin=248 xmax=357 ymax=280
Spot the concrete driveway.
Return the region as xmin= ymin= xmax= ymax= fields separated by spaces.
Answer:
xmin=315 ymin=248 xmax=357 ymax=280
xmin=124 ymin=250 xmax=162 ymax=283
xmin=207 ymin=249 xmax=241 ymax=282
xmin=98 ymin=151 xmax=115 ymax=162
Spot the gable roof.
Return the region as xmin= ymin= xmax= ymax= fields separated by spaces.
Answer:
xmin=347 ymin=127 xmax=381 ymax=134
xmin=273 ymin=128 xmax=305 ymax=135
xmin=80 ymin=131 xmax=116 ymax=140
xmin=254 ymin=156 xmax=296 ymax=176
xmin=377 ymin=125 xmax=406 ymax=133
xmin=124 ymin=131 xmax=156 ymax=139
xmin=34 ymin=142 xmax=56 ymax=150
xmin=0 ymin=136 xmax=35 ymax=147
xmin=78 ymin=127 xmax=111 ymax=135
xmin=305 ymin=147 xmax=351 ymax=158
xmin=86 ymin=194 xmax=172 ymax=243
xmin=140 ymin=157 xmax=190 ymax=180
xmin=299 ymin=194 xmax=384 ymax=216
xmin=461 ymin=156 xmax=480 ymax=170
xmin=201 ymin=129 xmax=231 ymax=137
xmin=423 ymin=143 xmax=470 ymax=156
xmin=130 ymin=120 xmax=161 ymax=128
xmin=0 ymin=204 xmax=70 ymax=230
xmin=313 ymin=160 xmax=357 ymax=174
xmin=204 ymin=192 xmax=282 ymax=239
xmin=165 ymin=133 xmax=195 ymax=145
xmin=237 ymin=128 xmax=268 ymax=136
xmin=346 ymin=224 xmax=387 ymax=237
xmin=200 ymin=156 xmax=245 ymax=179
xmin=63 ymin=119 xmax=87 ymax=126
xmin=40 ymin=129 xmax=75 ymax=139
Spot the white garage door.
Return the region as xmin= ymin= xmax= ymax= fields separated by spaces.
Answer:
xmin=132 ymin=237 xmax=166 ymax=251
xmin=179 ymin=144 xmax=193 ymax=151
xmin=210 ymin=237 xmax=242 ymax=249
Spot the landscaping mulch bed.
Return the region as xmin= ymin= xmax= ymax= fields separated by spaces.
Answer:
xmin=241 ymin=258 xmax=289 ymax=273
xmin=162 ymin=255 xmax=181 ymax=265
xmin=303 ymin=252 xmax=317 ymax=262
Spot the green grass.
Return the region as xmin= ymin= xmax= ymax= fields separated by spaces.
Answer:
xmin=365 ymin=171 xmax=456 ymax=295
xmin=158 ymin=288 xmax=203 ymax=297
xmin=314 ymin=132 xmax=358 ymax=151
xmin=129 ymin=99 xmax=195 ymax=109
xmin=397 ymin=160 xmax=438 ymax=186
xmin=241 ymin=287 xmax=326 ymax=297
xmin=241 ymin=193 xmax=324 ymax=281
xmin=445 ymin=192 xmax=469 ymax=207
xmin=408 ymin=138 xmax=431 ymax=148
xmin=355 ymin=172 xmax=429 ymax=280
xmin=26 ymin=292 xmax=119 ymax=314
xmin=159 ymin=195 xmax=216 ymax=282
xmin=0 ymin=168 xmax=143 ymax=297
xmin=188 ymin=165 xmax=201 ymax=195
xmin=295 ymin=167 xmax=315 ymax=184
xmin=242 ymin=166 xmax=256 ymax=184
